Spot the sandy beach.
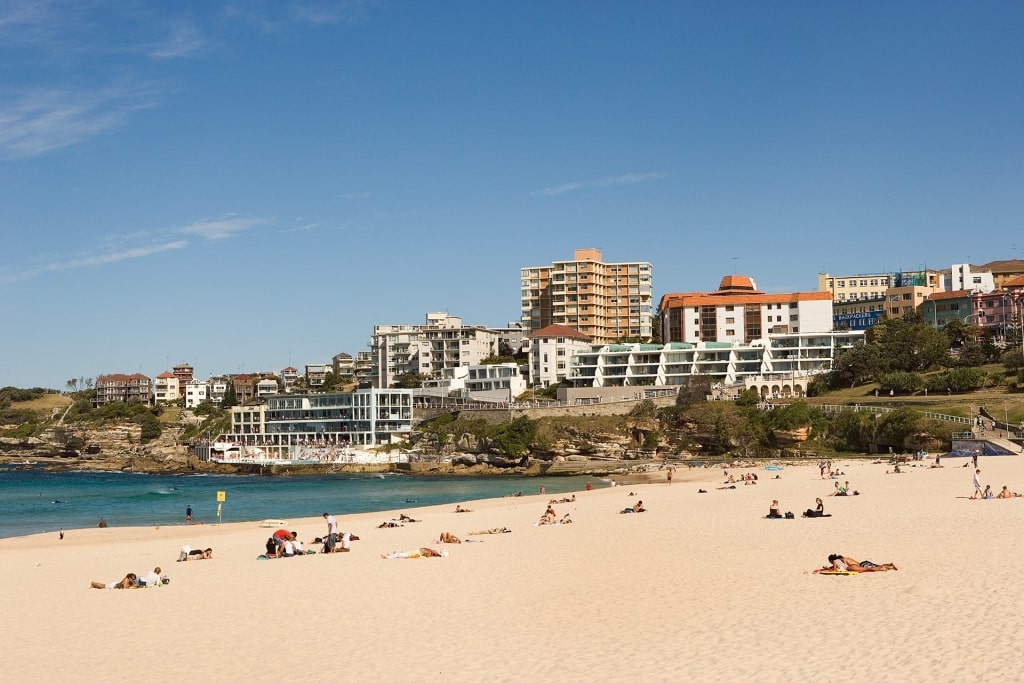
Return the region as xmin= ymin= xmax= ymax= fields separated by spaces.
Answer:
xmin=3 ymin=456 xmax=1023 ymax=682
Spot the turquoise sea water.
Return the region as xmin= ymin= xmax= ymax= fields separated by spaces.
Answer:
xmin=0 ymin=467 xmax=601 ymax=539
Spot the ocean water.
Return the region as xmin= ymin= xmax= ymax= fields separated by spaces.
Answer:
xmin=0 ymin=467 xmax=602 ymax=539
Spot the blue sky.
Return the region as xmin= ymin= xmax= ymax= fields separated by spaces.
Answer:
xmin=2 ymin=1 xmax=1023 ymax=390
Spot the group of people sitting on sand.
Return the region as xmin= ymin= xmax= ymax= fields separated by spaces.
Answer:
xmin=723 ymin=472 xmax=758 ymax=485
xmin=538 ymin=504 xmax=573 ymax=525
xmin=832 ymin=481 xmax=860 ymax=496
xmin=91 ymin=566 xmax=168 ymax=589
xmin=767 ymin=499 xmax=831 ymax=519
xmin=978 ymin=484 xmax=1020 ymax=500
xmin=264 ymin=530 xmax=311 ymax=557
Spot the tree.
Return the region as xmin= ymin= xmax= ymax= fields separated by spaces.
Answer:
xmin=651 ymin=312 xmax=662 ymax=344
xmin=221 ymin=384 xmax=238 ymax=408
xmin=395 ymin=373 xmax=423 ymax=389
xmin=867 ymin=318 xmax=949 ymax=373
xmin=828 ymin=343 xmax=880 ymax=388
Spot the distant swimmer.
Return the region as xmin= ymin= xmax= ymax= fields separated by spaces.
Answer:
xmin=51 ymin=500 xmax=65 ymax=504
xmin=404 ymin=499 xmax=417 ymax=503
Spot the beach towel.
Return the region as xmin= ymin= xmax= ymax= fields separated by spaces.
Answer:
xmin=814 ymin=569 xmax=857 ymax=575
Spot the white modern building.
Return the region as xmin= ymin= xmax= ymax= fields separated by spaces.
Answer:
xmin=256 ymin=378 xmax=280 ymax=397
xmin=209 ymin=379 xmax=227 ymax=405
xmin=944 ymin=263 xmax=995 ymax=294
xmin=184 ymin=379 xmax=209 ymax=408
xmin=370 ymin=312 xmax=504 ymax=388
xmin=213 ymin=388 xmax=415 ymax=460
xmin=528 ymin=324 xmax=593 ymax=388
xmin=567 ymin=330 xmax=865 ymax=390
xmin=418 ymin=363 xmax=527 ymax=404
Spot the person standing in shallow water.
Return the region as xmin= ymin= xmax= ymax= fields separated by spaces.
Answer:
xmin=186 ymin=505 xmax=192 ymax=524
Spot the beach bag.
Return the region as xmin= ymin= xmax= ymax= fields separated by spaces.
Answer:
xmin=784 ymin=511 xmax=795 ymax=519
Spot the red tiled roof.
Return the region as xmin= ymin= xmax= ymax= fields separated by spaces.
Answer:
xmin=1003 ymin=275 xmax=1024 ymax=288
xmin=927 ymin=290 xmax=971 ymax=301
xmin=528 ymin=324 xmax=591 ymax=341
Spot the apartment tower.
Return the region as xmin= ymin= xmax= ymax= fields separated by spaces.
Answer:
xmin=520 ymin=248 xmax=653 ymax=344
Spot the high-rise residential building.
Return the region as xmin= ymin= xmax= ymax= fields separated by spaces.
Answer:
xmin=520 ymin=248 xmax=653 ymax=344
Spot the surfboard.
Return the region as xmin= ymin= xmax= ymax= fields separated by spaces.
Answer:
xmin=258 ymin=519 xmax=288 ymax=528
xmin=764 ymin=465 xmax=783 ymax=471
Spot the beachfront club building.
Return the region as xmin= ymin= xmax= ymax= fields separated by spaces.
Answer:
xmin=204 ymin=388 xmax=414 ymax=461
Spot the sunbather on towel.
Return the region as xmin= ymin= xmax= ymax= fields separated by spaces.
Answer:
xmin=468 ymin=527 xmax=512 ymax=535
xmin=824 ymin=554 xmax=897 ymax=572
xmin=381 ymin=547 xmax=446 ymax=559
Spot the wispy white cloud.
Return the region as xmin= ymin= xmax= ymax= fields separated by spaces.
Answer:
xmin=281 ymin=222 xmax=320 ymax=233
xmin=224 ymin=0 xmax=370 ymax=33
xmin=290 ymin=1 xmax=369 ymax=25
xmin=177 ymin=215 xmax=271 ymax=240
xmin=0 ymin=85 xmax=158 ymax=160
xmin=150 ymin=21 xmax=205 ymax=59
xmin=534 ymin=172 xmax=662 ymax=197
xmin=0 ymin=240 xmax=188 ymax=285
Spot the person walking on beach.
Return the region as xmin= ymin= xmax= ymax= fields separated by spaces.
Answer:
xmin=185 ymin=505 xmax=192 ymax=524
xmin=972 ymin=469 xmax=983 ymax=499
xmin=972 ymin=451 xmax=979 ymax=469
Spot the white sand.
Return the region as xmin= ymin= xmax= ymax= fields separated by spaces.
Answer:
xmin=2 ymin=457 xmax=1022 ymax=682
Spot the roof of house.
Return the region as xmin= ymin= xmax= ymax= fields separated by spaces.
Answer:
xmin=156 ymin=371 xmax=175 ymax=379
xmin=927 ymin=289 xmax=972 ymax=301
xmin=96 ymin=373 xmax=151 ymax=383
xmin=1002 ymin=275 xmax=1024 ymax=288
xmin=977 ymin=259 xmax=1024 ymax=273
xmin=528 ymin=324 xmax=591 ymax=341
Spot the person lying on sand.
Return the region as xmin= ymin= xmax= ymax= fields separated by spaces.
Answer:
xmin=381 ymin=548 xmax=446 ymax=559
xmin=91 ymin=573 xmax=137 ymax=589
xmin=468 ymin=527 xmax=512 ymax=535
xmin=454 ymin=505 xmax=473 ymax=513
xmin=439 ymin=531 xmax=461 ymax=543
xmin=398 ymin=514 xmax=420 ymax=522
xmin=378 ymin=520 xmax=404 ymax=528
xmin=823 ymin=554 xmax=897 ymax=572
